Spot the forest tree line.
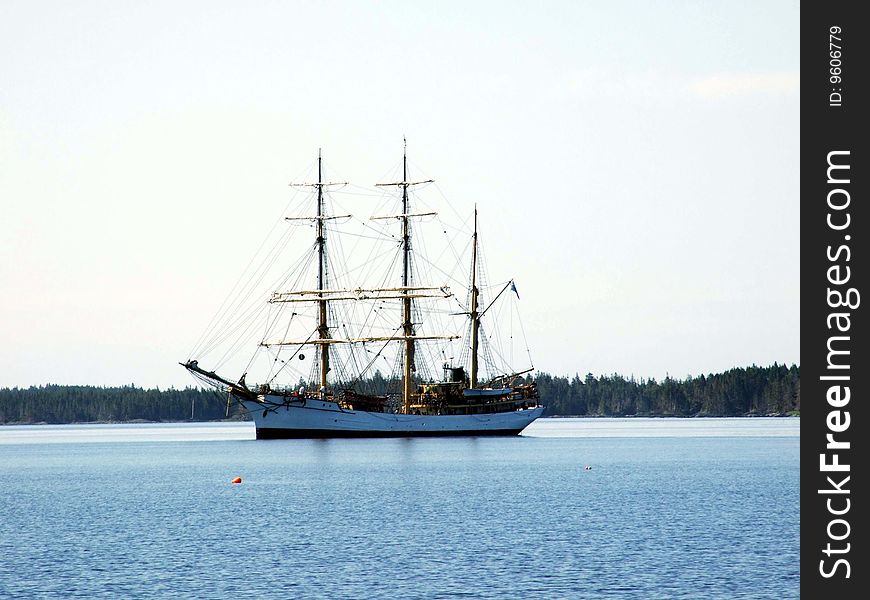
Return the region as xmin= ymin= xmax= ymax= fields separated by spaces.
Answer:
xmin=0 ymin=385 xmax=239 ymax=424
xmin=531 ymin=363 xmax=799 ymax=417
xmin=0 ymin=363 xmax=798 ymax=424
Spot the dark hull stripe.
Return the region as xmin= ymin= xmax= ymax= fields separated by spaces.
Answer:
xmin=256 ymin=427 xmax=525 ymax=439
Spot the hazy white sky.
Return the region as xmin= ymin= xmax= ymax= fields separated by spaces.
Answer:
xmin=0 ymin=1 xmax=799 ymax=388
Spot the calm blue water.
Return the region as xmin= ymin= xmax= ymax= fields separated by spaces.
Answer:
xmin=0 ymin=419 xmax=799 ymax=599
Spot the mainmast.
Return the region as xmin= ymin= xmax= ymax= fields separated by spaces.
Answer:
xmin=316 ymin=150 xmax=329 ymax=391
xmin=371 ymin=139 xmax=434 ymax=413
xmin=401 ymin=139 xmax=414 ymax=414
xmin=469 ymin=206 xmax=480 ymax=389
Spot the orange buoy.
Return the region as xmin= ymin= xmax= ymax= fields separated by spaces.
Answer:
xmin=231 ymin=476 xmax=242 ymax=484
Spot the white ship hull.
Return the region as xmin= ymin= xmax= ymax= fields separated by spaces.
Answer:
xmin=241 ymin=396 xmax=544 ymax=438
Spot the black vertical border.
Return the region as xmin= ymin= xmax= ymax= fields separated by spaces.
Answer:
xmin=802 ymin=2 xmax=867 ymax=596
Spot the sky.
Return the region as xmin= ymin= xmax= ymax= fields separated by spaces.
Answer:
xmin=0 ymin=0 xmax=800 ymax=388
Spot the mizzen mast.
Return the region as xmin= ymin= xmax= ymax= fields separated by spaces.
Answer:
xmin=470 ymin=206 xmax=480 ymax=389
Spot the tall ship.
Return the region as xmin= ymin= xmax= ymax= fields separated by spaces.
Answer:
xmin=182 ymin=142 xmax=543 ymax=437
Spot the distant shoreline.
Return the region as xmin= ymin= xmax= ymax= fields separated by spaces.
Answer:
xmin=0 ymin=365 xmax=800 ymax=425
xmin=1 ymin=413 xmax=799 ymax=426
xmin=0 ymin=417 xmax=248 ymax=426
xmin=546 ymin=412 xmax=799 ymax=419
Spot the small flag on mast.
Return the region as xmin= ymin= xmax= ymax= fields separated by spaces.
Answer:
xmin=510 ymin=281 xmax=520 ymax=299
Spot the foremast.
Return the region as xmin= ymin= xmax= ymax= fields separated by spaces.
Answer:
xmin=286 ymin=150 xmax=348 ymax=394
xmin=316 ymin=151 xmax=329 ymax=391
